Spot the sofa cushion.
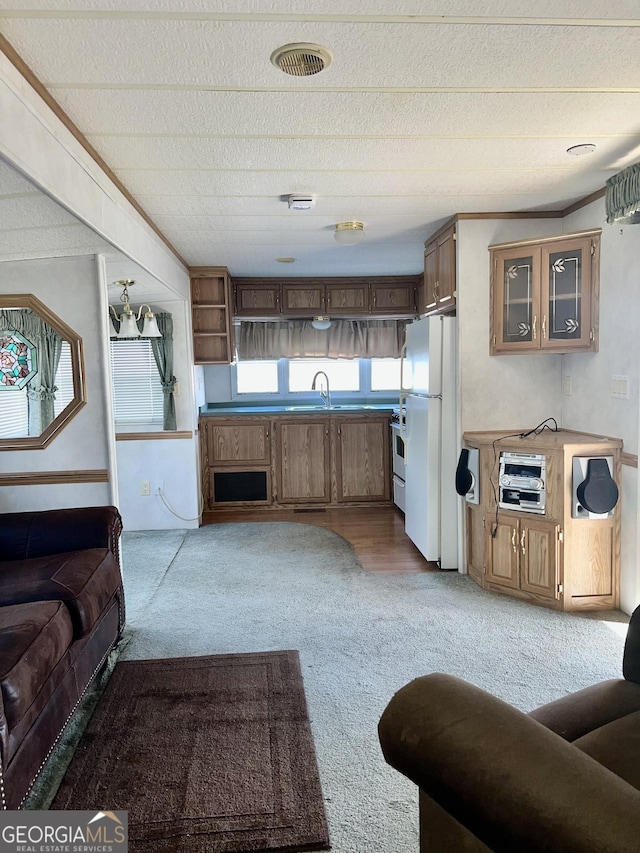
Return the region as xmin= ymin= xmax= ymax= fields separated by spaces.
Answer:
xmin=0 ymin=601 xmax=73 ymax=730
xmin=0 ymin=549 xmax=121 ymax=638
xmin=573 ymin=710 xmax=640 ymax=792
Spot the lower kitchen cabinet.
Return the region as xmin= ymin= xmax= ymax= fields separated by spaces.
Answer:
xmin=336 ymin=418 xmax=390 ymax=501
xmin=276 ymin=419 xmax=331 ymax=503
xmin=199 ymin=412 xmax=392 ymax=511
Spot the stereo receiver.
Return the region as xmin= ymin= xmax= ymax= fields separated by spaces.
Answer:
xmin=498 ymin=452 xmax=546 ymax=514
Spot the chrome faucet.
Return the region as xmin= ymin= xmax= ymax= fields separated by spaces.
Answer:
xmin=311 ymin=370 xmax=331 ymax=408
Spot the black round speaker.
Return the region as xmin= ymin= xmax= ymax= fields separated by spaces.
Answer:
xmin=455 ymin=449 xmax=474 ymax=496
xmin=576 ymin=458 xmax=619 ymax=514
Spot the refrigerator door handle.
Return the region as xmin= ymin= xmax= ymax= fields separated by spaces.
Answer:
xmin=399 ymin=342 xmax=408 ymax=391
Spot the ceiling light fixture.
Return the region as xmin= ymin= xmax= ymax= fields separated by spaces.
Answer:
xmin=271 ymin=43 xmax=332 ymax=77
xmin=566 ymin=143 xmax=597 ymax=156
xmin=109 ymin=279 xmax=161 ymax=338
xmin=311 ymin=316 xmax=332 ymax=331
xmin=276 ymin=257 xmax=297 ymax=263
xmin=334 ymin=221 xmax=365 ymax=246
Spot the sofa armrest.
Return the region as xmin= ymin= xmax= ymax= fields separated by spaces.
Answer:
xmin=0 ymin=506 xmax=122 ymax=563
xmin=378 ymin=673 xmax=640 ymax=853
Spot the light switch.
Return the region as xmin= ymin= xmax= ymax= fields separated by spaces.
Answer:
xmin=611 ymin=375 xmax=629 ymax=399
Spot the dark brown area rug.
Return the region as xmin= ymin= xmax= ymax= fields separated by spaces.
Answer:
xmin=51 ymin=650 xmax=330 ymax=853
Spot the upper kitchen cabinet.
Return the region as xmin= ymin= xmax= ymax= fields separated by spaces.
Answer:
xmin=370 ymin=278 xmax=416 ymax=315
xmin=421 ymin=223 xmax=456 ymax=316
xmin=489 ymin=230 xmax=601 ymax=355
xmin=190 ymin=267 xmax=233 ymax=364
xmin=232 ymin=276 xmax=418 ymax=319
xmin=281 ymin=281 xmax=325 ymax=316
xmin=234 ymin=280 xmax=280 ymax=316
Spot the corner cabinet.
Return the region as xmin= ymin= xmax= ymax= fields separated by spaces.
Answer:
xmin=421 ymin=223 xmax=456 ymax=316
xmin=489 ymin=230 xmax=600 ymax=355
xmin=463 ymin=429 xmax=622 ymax=612
xmin=190 ymin=267 xmax=233 ymax=364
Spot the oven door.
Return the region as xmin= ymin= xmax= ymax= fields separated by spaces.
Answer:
xmin=391 ymin=422 xmax=406 ymax=480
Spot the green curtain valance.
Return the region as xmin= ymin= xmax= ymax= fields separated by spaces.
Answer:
xmin=605 ymin=162 xmax=640 ymax=224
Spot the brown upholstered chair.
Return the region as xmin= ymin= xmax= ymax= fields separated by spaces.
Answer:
xmin=378 ymin=606 xmax=640 ymax=853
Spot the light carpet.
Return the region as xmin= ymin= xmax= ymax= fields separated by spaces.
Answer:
xmin=116 ymin=522 xmax=626 ymax=853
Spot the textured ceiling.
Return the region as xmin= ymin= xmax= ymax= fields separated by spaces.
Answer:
xmin=1 ymin=2 xmax=640 ymax=280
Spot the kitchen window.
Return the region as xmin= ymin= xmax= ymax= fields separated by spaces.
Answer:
xmin=233 ymin=357 xmax=401 ymax=398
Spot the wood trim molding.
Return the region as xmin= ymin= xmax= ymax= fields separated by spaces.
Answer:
xmin=488 ymin=227 xmax=602 ymax=251
xmin=0 ymin=469 xmax=109 ymax=487
xmin=116 ymin=431 xmax=193 ymax=441
xmin=0 ymin=33 xmax=187 ymax=269
xmin=561 ymin=187 xmax=607 ymax=218
xmin=621 ymin=451 xmax=638 ymax=468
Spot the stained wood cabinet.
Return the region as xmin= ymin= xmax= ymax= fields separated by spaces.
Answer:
xmin=199 ymin=411 xmax=392 ymax=511
xmin=190 ymin=267 xmax=233 ymax=364
xmin=200 ymin=417 xmax=272 ymax=507
xmin=335 ymin=417 xmax=390 ymax=502
xmin=232 ymin=276 xmax=418 ymax=319
xmin=422 ymin=224 xmax=456 ymax=316
xmin=485 ymin=515 xmax=560 ymax=602
xmin=276 ymin=418 xmax=331 ymax=503
xmin=489 ymin=230 xmax=601 ymax=355
xmin=463 ymin=429 xmax=621 ymax=611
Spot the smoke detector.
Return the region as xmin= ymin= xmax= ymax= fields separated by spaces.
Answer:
xmin=288 ymin=194 xmax=316 ymax=210
xmin=271 ymin=43 xmax=332 ymax=77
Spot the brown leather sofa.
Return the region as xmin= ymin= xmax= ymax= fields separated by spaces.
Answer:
xmin=0 ymin=505 xmax=124 ymax=809
xmin=379 ymin=606 xmax=640 ymax=853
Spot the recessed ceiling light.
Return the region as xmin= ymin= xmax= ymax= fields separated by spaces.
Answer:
xmin=566 ymin=144 xmax=597 ymax=156
xmin=276 ymin=257 xmax=297 ymax=263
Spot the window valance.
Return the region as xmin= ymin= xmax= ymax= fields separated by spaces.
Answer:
xmin=237 ymin=319 xmax=408 ymax=360
xmin=605 ymin=162 xmax=640 ymax=224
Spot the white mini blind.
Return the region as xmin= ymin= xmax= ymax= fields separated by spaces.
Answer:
xmin=109 ymin=339 xmax=163 ymax=424
xmin=0 ymin=389 xmax=28 ymax=438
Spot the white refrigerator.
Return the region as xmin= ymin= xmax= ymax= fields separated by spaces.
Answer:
xmin=400 ymin=315 xmax=458 ymax=569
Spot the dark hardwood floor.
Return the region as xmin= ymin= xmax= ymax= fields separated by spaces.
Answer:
xmin=202 ymin=505 xmax=439 ymax=574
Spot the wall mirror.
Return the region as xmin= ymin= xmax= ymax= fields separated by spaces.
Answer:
xmin=0 ymin=293 xmax=85 ymax=450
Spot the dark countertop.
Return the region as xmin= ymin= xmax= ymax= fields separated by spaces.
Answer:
xmin=200 ymin=401 xmax=396 ymax=416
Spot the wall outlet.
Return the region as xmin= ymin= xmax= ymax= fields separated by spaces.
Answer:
xmin=563 ymin=376 xmax=572 ymax=396
xmin=140 ymin=481 xmax=151 ymax=496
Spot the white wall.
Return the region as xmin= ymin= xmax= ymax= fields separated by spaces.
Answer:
xmin=562 ymin=198 xmax=640 ymax=614
xmin=0 ymin=255 xmax=115 ymax=510
xmin=456 ymin=217 xmax=564 ymax=433
xmin=113 ymin=296 xmax=201 ymax=530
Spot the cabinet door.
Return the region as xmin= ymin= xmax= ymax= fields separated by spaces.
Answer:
xmin=519 ymin=518 xmax=560 ymax=600
xmin=485 ymin=517 xmax=519 ymax=589
xmin=281 ymin=283 xmax=324 ymax=316
xmin=205 ymin=419 xmax=271 ymax=465
xmin=336 ymin=417 xmax=390 ymax=502
xmin=423 ymin=241 xmax=438 ymax=314
xmin=370 ymin=281 xmax=415 ymax=315
xmin=326 ymin=282 xmax=369 ymax=314
xmin=277 ymin=420 xmax=331 ymax=503
xmin=491 ymin=246 xmax=541 ymax=353
xmin=540 ymin=236 xmax=596 ymax=352
xmin=436 ymin=227 xmax=456 ymax=310
xmin=234 ymin=282 xmax=280 ymax=316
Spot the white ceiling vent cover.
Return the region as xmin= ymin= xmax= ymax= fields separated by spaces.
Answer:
xmin=271 ymin=43 xmax=332 ymax=77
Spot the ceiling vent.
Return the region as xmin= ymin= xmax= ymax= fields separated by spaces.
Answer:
xmin=270 ymin=43 xmax=332 ymax=77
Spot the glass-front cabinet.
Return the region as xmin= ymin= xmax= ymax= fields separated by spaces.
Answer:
xmin=490 ymin=230 xmax=600 ymax=355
